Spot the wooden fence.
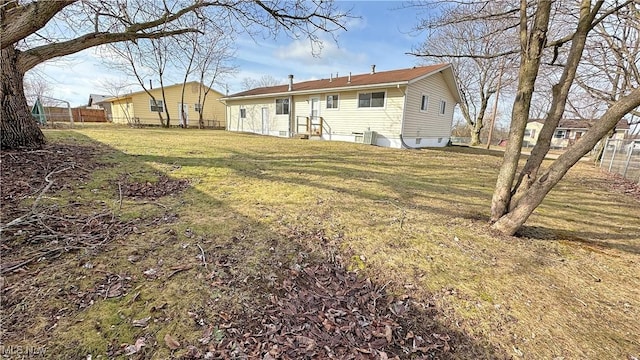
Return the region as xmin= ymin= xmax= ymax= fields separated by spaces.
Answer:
xmin=43 ymin=107 xmax=107 ymax=123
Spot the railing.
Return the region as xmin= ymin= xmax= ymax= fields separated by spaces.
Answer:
xmin=295 ymin=116 xmax=323 ymax=136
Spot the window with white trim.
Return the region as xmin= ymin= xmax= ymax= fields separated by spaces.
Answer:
xmin=194 ymin=103 xmax=202 ymax=112
xmin=240 ymin=107 xmax=246 ymax=119
xmin=326 ymin=95 xmax=339 ymax=109
xmin=439 ymin=100 xmax=446 ymax=115
xmin=149 ymin=98 xmax=164 ymax=112
xmin=420 ymin=95 xmax=429 ymax=111
xmin=555 ymin=129 xmax=566 ymax=138
xmin=358 ymin=91 xmax=385 ymax=108
xmin=276 ymin=98 xmax=289 ymax=115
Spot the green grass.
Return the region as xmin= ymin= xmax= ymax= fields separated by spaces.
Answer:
xmin=10 ymin=126 xmax=640 ymax=359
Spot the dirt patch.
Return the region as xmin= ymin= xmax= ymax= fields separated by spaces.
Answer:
xmin=119 ymin=174 xmax=190 ymax=199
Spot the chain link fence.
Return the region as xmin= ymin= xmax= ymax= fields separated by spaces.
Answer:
xmin=600 ymin=138 xmax=640 ymax=183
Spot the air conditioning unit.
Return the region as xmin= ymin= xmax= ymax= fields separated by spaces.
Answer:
xmin=363 ymin=131 xmax=377 ymax=145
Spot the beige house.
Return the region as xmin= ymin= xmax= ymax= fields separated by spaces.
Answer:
xmin=221 ymin=64 xmax=462 ymax=148
xmin=524 ymin=119 xmax=630 ymax=148
xmin=105 ymin=81 xmax=226 ymax=127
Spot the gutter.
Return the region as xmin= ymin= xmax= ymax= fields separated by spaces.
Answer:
xmin=221 ymin=81 xmax=410 ymax=101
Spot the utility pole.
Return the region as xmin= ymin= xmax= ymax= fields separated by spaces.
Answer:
xmin=486 ymin=58 xmax=506 ymax=150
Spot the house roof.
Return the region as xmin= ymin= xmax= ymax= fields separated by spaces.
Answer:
xmin=103 ymin=81 xmax=221 ymax=102
xmin=223 ymin=64 xmax=462 ymax=102
xmin=529 ymin=118 xmax=630 ymax=130
xmin=88 ymin=94 xmax=110 ymax=106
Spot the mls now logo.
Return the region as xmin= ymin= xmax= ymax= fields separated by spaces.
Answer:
xmin=0 ymin=345 xmax=47 ymax=357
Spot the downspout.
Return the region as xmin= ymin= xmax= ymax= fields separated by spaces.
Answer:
xmin=288 ymin=74 xmax=294 ymax=137
xmin=289 ymin=95 xmax=293 ymax=137
xmin=398 ymin=84 xmax=418 ymax=149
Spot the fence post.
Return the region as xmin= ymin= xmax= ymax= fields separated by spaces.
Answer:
xmin=622 ymin=143 xmax=633 ymax=178
xmin=608 ymin=139 xmax=617 ymax=172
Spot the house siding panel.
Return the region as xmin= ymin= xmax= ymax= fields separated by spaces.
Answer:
xmin=289 ymin=88 xmax=404 ymax=146
xmin=227 ymin=98 xmax=290 ymax=136
xmin=403 ymin=73 xmax=456 ymax=146
xmin=110 ymin=98 xmax=134 ymax=124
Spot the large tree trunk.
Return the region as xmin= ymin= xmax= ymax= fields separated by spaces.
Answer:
xmin=508 ymin=0 xmax=599 ymax=210
xmin=492 ymin=87 xmax=640 ymax=235
xmin=469 ymin=114 xmax=484 ymax=146
xmin=490 ymin=0 xmax=552 ymax=222
xmin=1 ymin=47 xmax=45 ymax=149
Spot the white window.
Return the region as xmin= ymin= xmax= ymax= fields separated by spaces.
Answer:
xmin=358 ymin=91 xmax=385 ymax=108
xmin=439 ymin=100 xmax=446 ymax=115
xmin=524 ymin=129 xmax=536 ymax=138
xmin=420 ymin=95 xmax=429 ymax=111
xmin=555 ymin=129 xmax=566 ymax=138
xmin=276 ymin=98 xmax=289 ymax=115
xmin=326 ymin=95 xmax=339 ymax=109
xmin=194 ymin=103 xmax=202 ymax=112
xmin=149 ymin=99 xmax=164 ymax=112
xmin=240 ymin=107 xmax=246 ymax=119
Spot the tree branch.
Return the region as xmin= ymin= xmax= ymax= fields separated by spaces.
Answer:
xmin=17 ymin=28 xmax=196 ymax=72
xmin=0 ymin=0 xmax=76 ymax=50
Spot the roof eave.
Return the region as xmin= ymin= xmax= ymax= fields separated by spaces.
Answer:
xmin=221 ymin=81 xmax=410 ymax=101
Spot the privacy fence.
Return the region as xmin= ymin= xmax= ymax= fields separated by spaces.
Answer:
xmin=600 ymin=138 xmax=640 ymax=183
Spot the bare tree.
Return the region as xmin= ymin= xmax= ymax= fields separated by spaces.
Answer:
xmin=412 ymin=2 xmax=517 ymax=146
xmin=241 ymin=75 xmax=283 ymax=90
xmin=411 ymin=0 xmax=640 ymax=235
xmin=1 ymin=0 xmax=349 ymax=149
xmin=174 ymin=16 xmax=236 ymax=129
xmin=97 ymin=78 xmax=135 ymax=124
xmin=23 ymin=71 xmax=54 ymax=106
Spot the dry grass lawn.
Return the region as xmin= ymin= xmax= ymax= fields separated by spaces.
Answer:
xmin=2 ymin=125 xmax=639 ymax=359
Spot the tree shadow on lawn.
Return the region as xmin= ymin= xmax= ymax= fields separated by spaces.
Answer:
xmin=0 ymin=133 xmax=509 ymax=359
xmin=518 ymin=225 xmax=640 ymax=255
xmin=133 ymin=150 xmax=495 ymax=219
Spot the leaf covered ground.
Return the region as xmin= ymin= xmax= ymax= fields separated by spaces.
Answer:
xmin=1 ymin=127 xmax=639 ymax=359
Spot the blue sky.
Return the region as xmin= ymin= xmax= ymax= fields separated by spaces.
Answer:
xmin=31 ymin=1 xmax=436 ymax=107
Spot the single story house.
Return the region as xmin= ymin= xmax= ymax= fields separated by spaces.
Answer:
xmin=525 ymin=118 xmax=629 ymax=148
xmin=220 ymin=64 xmax=462 ymax=148
xmin=103 ymin=81 xmax=226 ymax=127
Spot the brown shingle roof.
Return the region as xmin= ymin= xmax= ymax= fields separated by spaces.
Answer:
xmin=226 ymin=64 xmax=451 ymax=98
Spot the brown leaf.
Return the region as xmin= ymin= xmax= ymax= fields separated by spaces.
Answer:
xmin=123 ymin=337 xmax=146 ymax=355
xmin=164 ymin=334 xmax=181 ymax=350
xmin=132 ymin=316 xmax=151 ymax=327
xmin=295 ymin=335 xmax=316 ymax=351
xmin=384 ymin=324 xmax=393 ymax=343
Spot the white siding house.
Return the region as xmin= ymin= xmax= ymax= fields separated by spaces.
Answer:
xmin=222 ymin=64 xmax=462 ymax=148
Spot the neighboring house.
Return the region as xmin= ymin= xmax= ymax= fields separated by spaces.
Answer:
xmin=524 ymin=118 xmax=629 ymax=148
xmin=103 ymin=81 xmax=226 ymax=127
xmin=221 ymin=64 xmax=462 ymax=148
xmin=87 ymin=94 xmax=113 ymax=120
